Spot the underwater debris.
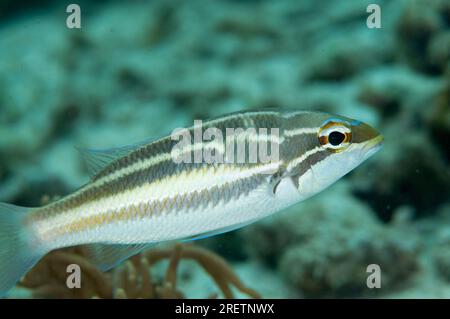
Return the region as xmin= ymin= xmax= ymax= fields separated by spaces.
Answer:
xmin=17 ymin=243 xmax=260 ymax=299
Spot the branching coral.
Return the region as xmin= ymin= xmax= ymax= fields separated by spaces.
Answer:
xmin=19 ymin=246 xmax=112 ymax=299
xmin=18 ymin=243 xmax=260 ymax=299
xmin=114 ymin=244 xmax=261 ymax=299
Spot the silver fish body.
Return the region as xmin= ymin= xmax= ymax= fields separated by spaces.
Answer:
xmin=0 ymin=109 xmax=383 ymax=295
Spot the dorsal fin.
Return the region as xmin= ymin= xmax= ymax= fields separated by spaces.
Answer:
xmin=76 ymin=136 xmax=159 ymax=178
xmin=77 ymin=145 xmax=139 ymax=178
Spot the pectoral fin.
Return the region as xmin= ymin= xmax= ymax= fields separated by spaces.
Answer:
xmin=290 ymin=174 xmax=299 ymax=189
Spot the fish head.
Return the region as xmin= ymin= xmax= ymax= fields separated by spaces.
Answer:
xmin=283 ymin=112 xmax=383 ymax=198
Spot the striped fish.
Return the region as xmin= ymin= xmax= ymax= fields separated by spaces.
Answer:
xmin=0 ymin=109 xmax=383 ymax=295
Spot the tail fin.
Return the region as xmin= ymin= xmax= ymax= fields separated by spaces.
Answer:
xmin=0 ymin=203 xmax=45 ymax=297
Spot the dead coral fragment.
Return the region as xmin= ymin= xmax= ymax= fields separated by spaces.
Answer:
xmin=19 ymin=243 xmax=260 ymax=299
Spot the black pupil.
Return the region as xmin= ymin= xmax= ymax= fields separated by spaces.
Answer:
xmin=329 ymin=131 xmax=345 ymax=146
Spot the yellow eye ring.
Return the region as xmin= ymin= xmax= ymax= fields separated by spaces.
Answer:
xmin=318 ymin=121 xmax=352 ymax=153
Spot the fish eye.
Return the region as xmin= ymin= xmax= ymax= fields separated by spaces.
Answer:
xmin=329 ymin=131 xmax=345 ymax=146
xmin=318 ymin=120 xmax=352 ymax=152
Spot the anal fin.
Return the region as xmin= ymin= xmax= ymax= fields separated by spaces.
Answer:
xmin=181 ymin=219 xmax=260 ymax=242
xmin=83 ymin=243 xmax=156 ymax=271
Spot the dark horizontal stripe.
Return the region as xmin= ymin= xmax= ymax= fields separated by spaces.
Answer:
xmin=32 ymin=114 xmax=284 ymax=221
xmin=93 ymin=111 xmax=282 ymax=181
xmin=31 ymin=110 xmax=334 ymax=223
xmin=291 ymin=149 xmax=331 ymax=187
xmin=46 ymin=170 xmax=268 ymax=237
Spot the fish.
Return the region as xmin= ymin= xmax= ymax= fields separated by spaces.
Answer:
xmin=0 ymin=109 xmax=383 ymax=296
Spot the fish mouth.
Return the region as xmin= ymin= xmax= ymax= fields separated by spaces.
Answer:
xmin=364 ymin=134 xmax=384 ymax=149
xmin=362 ymin=134 xmax=384 ymax=158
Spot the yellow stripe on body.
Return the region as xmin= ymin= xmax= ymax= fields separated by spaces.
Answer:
xmin=34 ymin=160 xmax=282 ymax=242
